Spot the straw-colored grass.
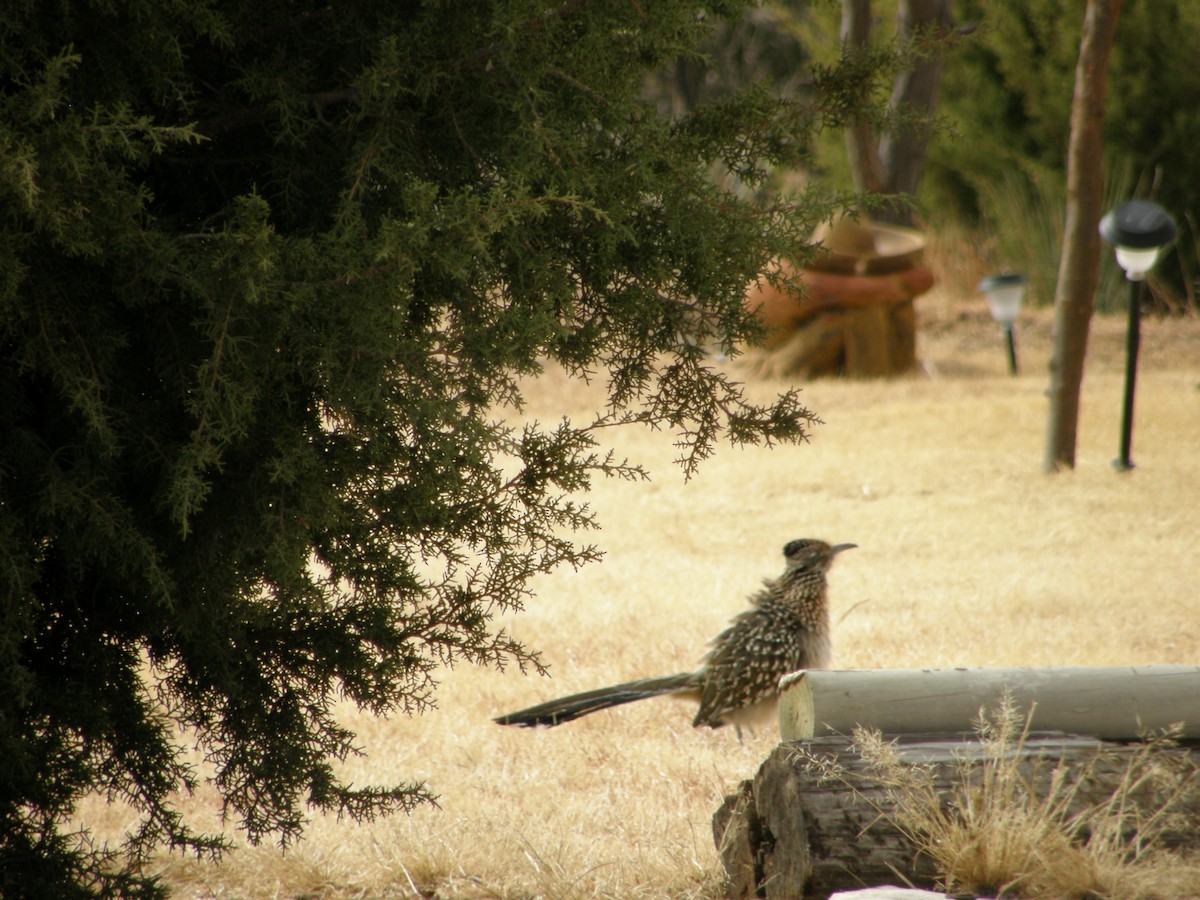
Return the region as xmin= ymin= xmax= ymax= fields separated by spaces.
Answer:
xmin=80 ymin=290 xmax=1200 ymax=899
xmin=849 ymin=698 xmax=1200 ymax=899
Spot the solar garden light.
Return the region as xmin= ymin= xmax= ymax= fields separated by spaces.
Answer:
xmin=977 ymin=273 xmax=1026 ymax=375
xmin=1099 ymin=200 xmax=1177 ymax=472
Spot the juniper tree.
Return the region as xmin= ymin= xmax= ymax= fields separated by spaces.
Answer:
xmin=0 ymin=2 xmax=875 ymax=895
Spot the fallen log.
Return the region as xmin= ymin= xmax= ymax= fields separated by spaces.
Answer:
xmin=777 ymin=665 xmax=1200 ymax=742
xmin=714 ymin=732 xmax=1200 ymax=900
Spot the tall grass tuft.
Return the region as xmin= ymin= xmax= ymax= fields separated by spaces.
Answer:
xmin=979 ymin=165 xmax=1134 ymax=313
xmin=851 ymin=696 xmax=1200 ymax=899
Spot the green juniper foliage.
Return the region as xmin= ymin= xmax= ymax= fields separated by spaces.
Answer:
xmin=0 ymin=2 xmax=879 ymax=895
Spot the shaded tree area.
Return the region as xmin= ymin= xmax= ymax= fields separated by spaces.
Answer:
xmin=648 ymin=1 xmax=964 ymax=226
xmin=649 ymin=4 xmax=814 ymax=117
xmin=786 ymin=1 xmax=1199 ymax=304
xmin=744 ymin=1 xmax=967 ymax=227
xmin=0 ymin=1 xmax=898 ymax=896
xmin=926 ymin=0 xmax=1200 ymax=304
xmin=840 ymin=0 xmax=955 ymax=226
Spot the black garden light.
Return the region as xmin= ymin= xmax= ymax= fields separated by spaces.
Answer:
xmin=1098 ymin=200 xmax=1177 ymax=472
xmin=977 ymin=273 xmax=1026 ymax=375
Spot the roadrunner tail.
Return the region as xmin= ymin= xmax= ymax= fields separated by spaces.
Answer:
xmin=493 ymin=673 xmax=700 ymax=727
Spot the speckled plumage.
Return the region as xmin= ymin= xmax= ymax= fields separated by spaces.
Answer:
xmin=495 ymin=538 xmax=854 ymax=731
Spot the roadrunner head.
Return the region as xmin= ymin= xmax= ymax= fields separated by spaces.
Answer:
xmin=782 ymin=538 xmax=857 ymax=571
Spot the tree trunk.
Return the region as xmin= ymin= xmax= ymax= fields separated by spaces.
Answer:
xmin=842 ymin=0 xmax=885 ymax=195
xmin=842 ymin=0 xmax=953 ymax=226
xmin=1044 ymin=0 xmax=1124 ymax=472
xmin=879 ymin=0 xmax=954 ymax=208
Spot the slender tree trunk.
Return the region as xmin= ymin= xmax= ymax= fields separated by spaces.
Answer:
xmin=1044 ymin=0 xmax=1124 ymax=472
xmin=842 ymin=0 xmax=953 ymax=225
xmin=880 ymin=0 xmax=953 ymax=208
xmin=842 ymin=0 xmax=885 ymax=195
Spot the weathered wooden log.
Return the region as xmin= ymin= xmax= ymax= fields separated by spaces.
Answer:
xmin=779 ymin=666 xmax=1200 ymax=742
xmin=714 ymin=733 xmax=1200 ymax=900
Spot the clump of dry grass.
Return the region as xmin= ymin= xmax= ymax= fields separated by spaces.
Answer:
xmin=852 ymin=696 xmax=1200 ymax=899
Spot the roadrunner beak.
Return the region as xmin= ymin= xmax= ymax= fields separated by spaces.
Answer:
xmin=830 ymin=543 xmax=857 ymax=556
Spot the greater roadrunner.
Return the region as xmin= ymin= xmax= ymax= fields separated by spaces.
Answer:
xmin=495 ymin=538 xmax=855 ymax=731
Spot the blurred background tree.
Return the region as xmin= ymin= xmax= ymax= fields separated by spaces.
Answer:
xmin=923 ymin=0 xmax=1200 ymax=309
xmin=778 ymin=0 xmax=1199 ymax=308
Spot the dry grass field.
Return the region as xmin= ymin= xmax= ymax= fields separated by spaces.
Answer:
xmin=86 ymin=289 xmax=1200 ymax=899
